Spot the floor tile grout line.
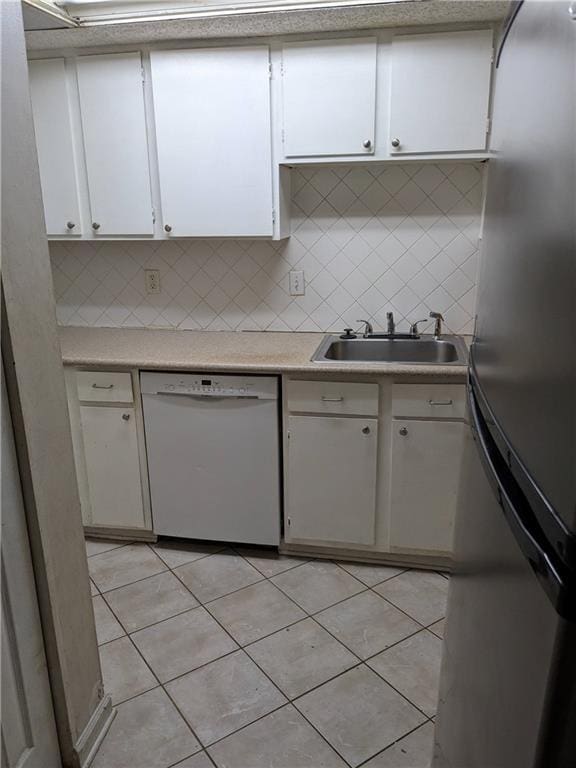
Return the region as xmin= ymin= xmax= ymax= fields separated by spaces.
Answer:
xmin=91 ymin=564 xmax=171 ymax=595
xmin=199 ymin=696 xmax=355 ymax=768
xmin=333 ymin=559 xmax=410 ymax=588
xmin=229 ymin=546 xmax=314 ymax=578
xmin=154 ymin=544 xmax=229 ymax=570
xmin=85 ymin=540 xmax=134 ymax=558
xmin=184 ymin=589 xmax=429 ymax=767
xmin=99 ymin=564 xmax=212 ymax=761
xmin=151 ymin=647 xmax=243 ymax=689
xmin=98 ymin=601 xmax=200 ymax=643
xmin=166 ymin=748 xmax=219 ymax=768
xmin=354 ymin=719 xmax=435 ymax=768
xmin=292 ymin=658 xmax=433 ymax=766
xmin=366 ymin=579 xmax=449 ymax=629
xmin=161 ymin=676 xmax=222 ymax=759
xmin=170 ymin=565 xmax=267 ymax=607
xmin=99 ymin=565 xmax=200 ymax=602
xmin=99 ymin=586 xmax=440 ymax=725
xmin=102 ymin=682 xmax=163 ymax=711
xmin=97 ymin=585 xmax=212 ymax=754
xmin=199 ymin=700 xmax=290 ymax=754
xmin=362 ymin=657 xmax=437 ymax=722
xmin=156 ymin=548 xmax=441 ymax=669
xmin=89 ymin=540 xmax=443 ymax=765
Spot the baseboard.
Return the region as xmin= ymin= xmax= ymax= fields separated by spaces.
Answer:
xmin=84 ymin=525 xmax=156 ymax=543
xmin=280 ymin=542 xmax=452 ymax=572
xmin=75 ymin=694 xmax=116 ymax=768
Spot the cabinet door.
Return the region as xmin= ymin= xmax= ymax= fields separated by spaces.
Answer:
xmin=150 ymin=46 xmax=273 ymax=237
xmin=390 ymin=419 xmax=465 ymax=553
xmin=282 ymin=38 xmax=377 ymax=158
xmin=80 ymin=406 xmax=145 ymax=529
xmin=389 ymin=30 xmax=493 ymax=154
xmin=286 ymin=416 xmax=377 ymax=546
xmin=76 ymin=53 xmax=153 ymax=235
xmin=28 ymin=58 xmax=82 ymax=237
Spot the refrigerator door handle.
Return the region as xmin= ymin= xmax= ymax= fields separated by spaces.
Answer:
xmin=469 ymin=382 xmax=574 ymax=620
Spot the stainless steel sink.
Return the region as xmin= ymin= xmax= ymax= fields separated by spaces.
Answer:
xmin=311 ymin=334 xmax=469 ymax=365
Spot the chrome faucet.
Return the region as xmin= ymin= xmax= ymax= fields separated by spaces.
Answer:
xmin=409 ymin=318 xmax=428 ymax=337
xmin=429 ymin=311 xmax=444 ymax=339
xmin=356 ymin=319 xmax=373 ymax=338
xmin=386 ymin=311 xmax=395 ymax=336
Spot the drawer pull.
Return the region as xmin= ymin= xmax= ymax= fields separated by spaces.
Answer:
xmin=321 ymin=396 xmax=344 ymax=402
xmin=92 ymin=383 xmax=114 ymax=390
xmin=428 ymin=399 xmax=453 ymax=406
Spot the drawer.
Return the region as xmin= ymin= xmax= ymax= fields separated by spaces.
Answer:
xmin=287 ymin=380 xmax=379 ymax=416
xmin=392 ymin=383 xmax=465 ymax=419
xmin=76 ymin=371 xmax=134 ymax=404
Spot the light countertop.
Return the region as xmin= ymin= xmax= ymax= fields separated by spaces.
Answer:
xmin=59 ymin=327 xmax=469 ymax=379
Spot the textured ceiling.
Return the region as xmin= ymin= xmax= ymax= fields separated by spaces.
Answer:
xmin=26 ymin=0 xmax=509 ymax=50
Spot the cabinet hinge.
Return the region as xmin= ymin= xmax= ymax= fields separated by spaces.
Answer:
xmin=268 ymin=61 xmax=272 ymax=80
xmin=141 ymin=65 xmax=145 ymax=84
xmin=272 ymin=208 xmax=276 ymax=225
xmin=152 ymin=207 xmax=156 ymax=224
xmin=486 ymin=117 xmax=491 ymax=136
xmin=287 ymin=517 xmax=291 ymax=526
xmin=281 ymin=128 xmax=285 ymax=145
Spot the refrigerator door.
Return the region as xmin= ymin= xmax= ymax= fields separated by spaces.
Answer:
xmin=472 ymin=0 xmax=576 ymax=536
xmin=433 ymin=416 xmax=559 ymax=768
xmin=434 ymin=379 xmax=576 ymax=767
xmin=433 ymin=420 xmax=558 ymax=768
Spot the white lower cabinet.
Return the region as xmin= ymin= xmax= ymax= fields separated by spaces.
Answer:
xmin=285 ymin=415 xmax=378 ymax=546
xmin=66 ymin=368 xmax=150 ymax=533
xmin=79 ymin=405 xmax=146 ymax=529
xmin=283 ymin=377 xmax=466 ymax=563
xmin=389 ymin=418 xmax=465 ymax=554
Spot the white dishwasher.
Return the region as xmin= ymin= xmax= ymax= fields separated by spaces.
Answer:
xmin=141 ymin=372 xmax=280 ymax=545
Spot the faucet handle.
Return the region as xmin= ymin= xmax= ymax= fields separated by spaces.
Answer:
xmin=409 ymin=318 xmax=428 ymax=336
xmin=429 ymin=311 xmax=444 ymax=338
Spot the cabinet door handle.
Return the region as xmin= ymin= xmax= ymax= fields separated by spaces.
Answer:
xmin=122 ymin=413 xmax=130 ymax=421
xmin=92 ymin=383 xmax=114 ymax=390
xmin=362 ymin=426 xmax=371 ymax=435
xmin=428 ymin=399 xmax=453 ymax=406
xmin=321 ymin=396 xmax=344 ymax=402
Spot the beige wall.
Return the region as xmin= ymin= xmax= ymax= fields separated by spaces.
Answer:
xmin=1 ymin=2 xmax=108 ymax=766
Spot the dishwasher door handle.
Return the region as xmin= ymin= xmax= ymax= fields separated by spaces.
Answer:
xmin=152 ymin=392 xmax=260 ymax=401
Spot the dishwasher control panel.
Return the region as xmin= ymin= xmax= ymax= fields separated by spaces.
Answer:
xmin=140 ymin=371 xmax=278 ymax=400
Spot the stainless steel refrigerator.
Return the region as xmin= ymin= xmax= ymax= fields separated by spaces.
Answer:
xmin=433 ymin=2 xmax=576 ymax=767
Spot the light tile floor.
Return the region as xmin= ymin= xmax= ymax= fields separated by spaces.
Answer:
xmin=87 ymin=539 xmax=449 ymax=768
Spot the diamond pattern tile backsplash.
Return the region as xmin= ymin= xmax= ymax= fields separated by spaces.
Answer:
xmin=51 ymin=163 xmax=483 ymax=335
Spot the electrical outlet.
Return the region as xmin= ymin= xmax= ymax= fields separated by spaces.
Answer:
xmin=289 ymin=270 xmax=305 ymax=296
xmin=145 ymin=269 xmax=161 ymax=295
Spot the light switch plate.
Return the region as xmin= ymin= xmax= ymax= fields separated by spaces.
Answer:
xmin=289 ymin=270 xmax=305 ymax=296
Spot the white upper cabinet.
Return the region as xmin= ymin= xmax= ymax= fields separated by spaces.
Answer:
xmin=389 ymin=30 xmax=493 ymax=154
xmin=150 ymin=46 xmax=273 ymax=237
xmin=76 ymin=52 xmax=153 ymax=235
xmin=281 ymin=37 xmax=377 ymax=158
xmin=28 ymin=58 xmax=82 ymax=237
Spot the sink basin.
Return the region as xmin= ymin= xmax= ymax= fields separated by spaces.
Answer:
xmin=311 ymin=334 xmax=468 ymax=365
